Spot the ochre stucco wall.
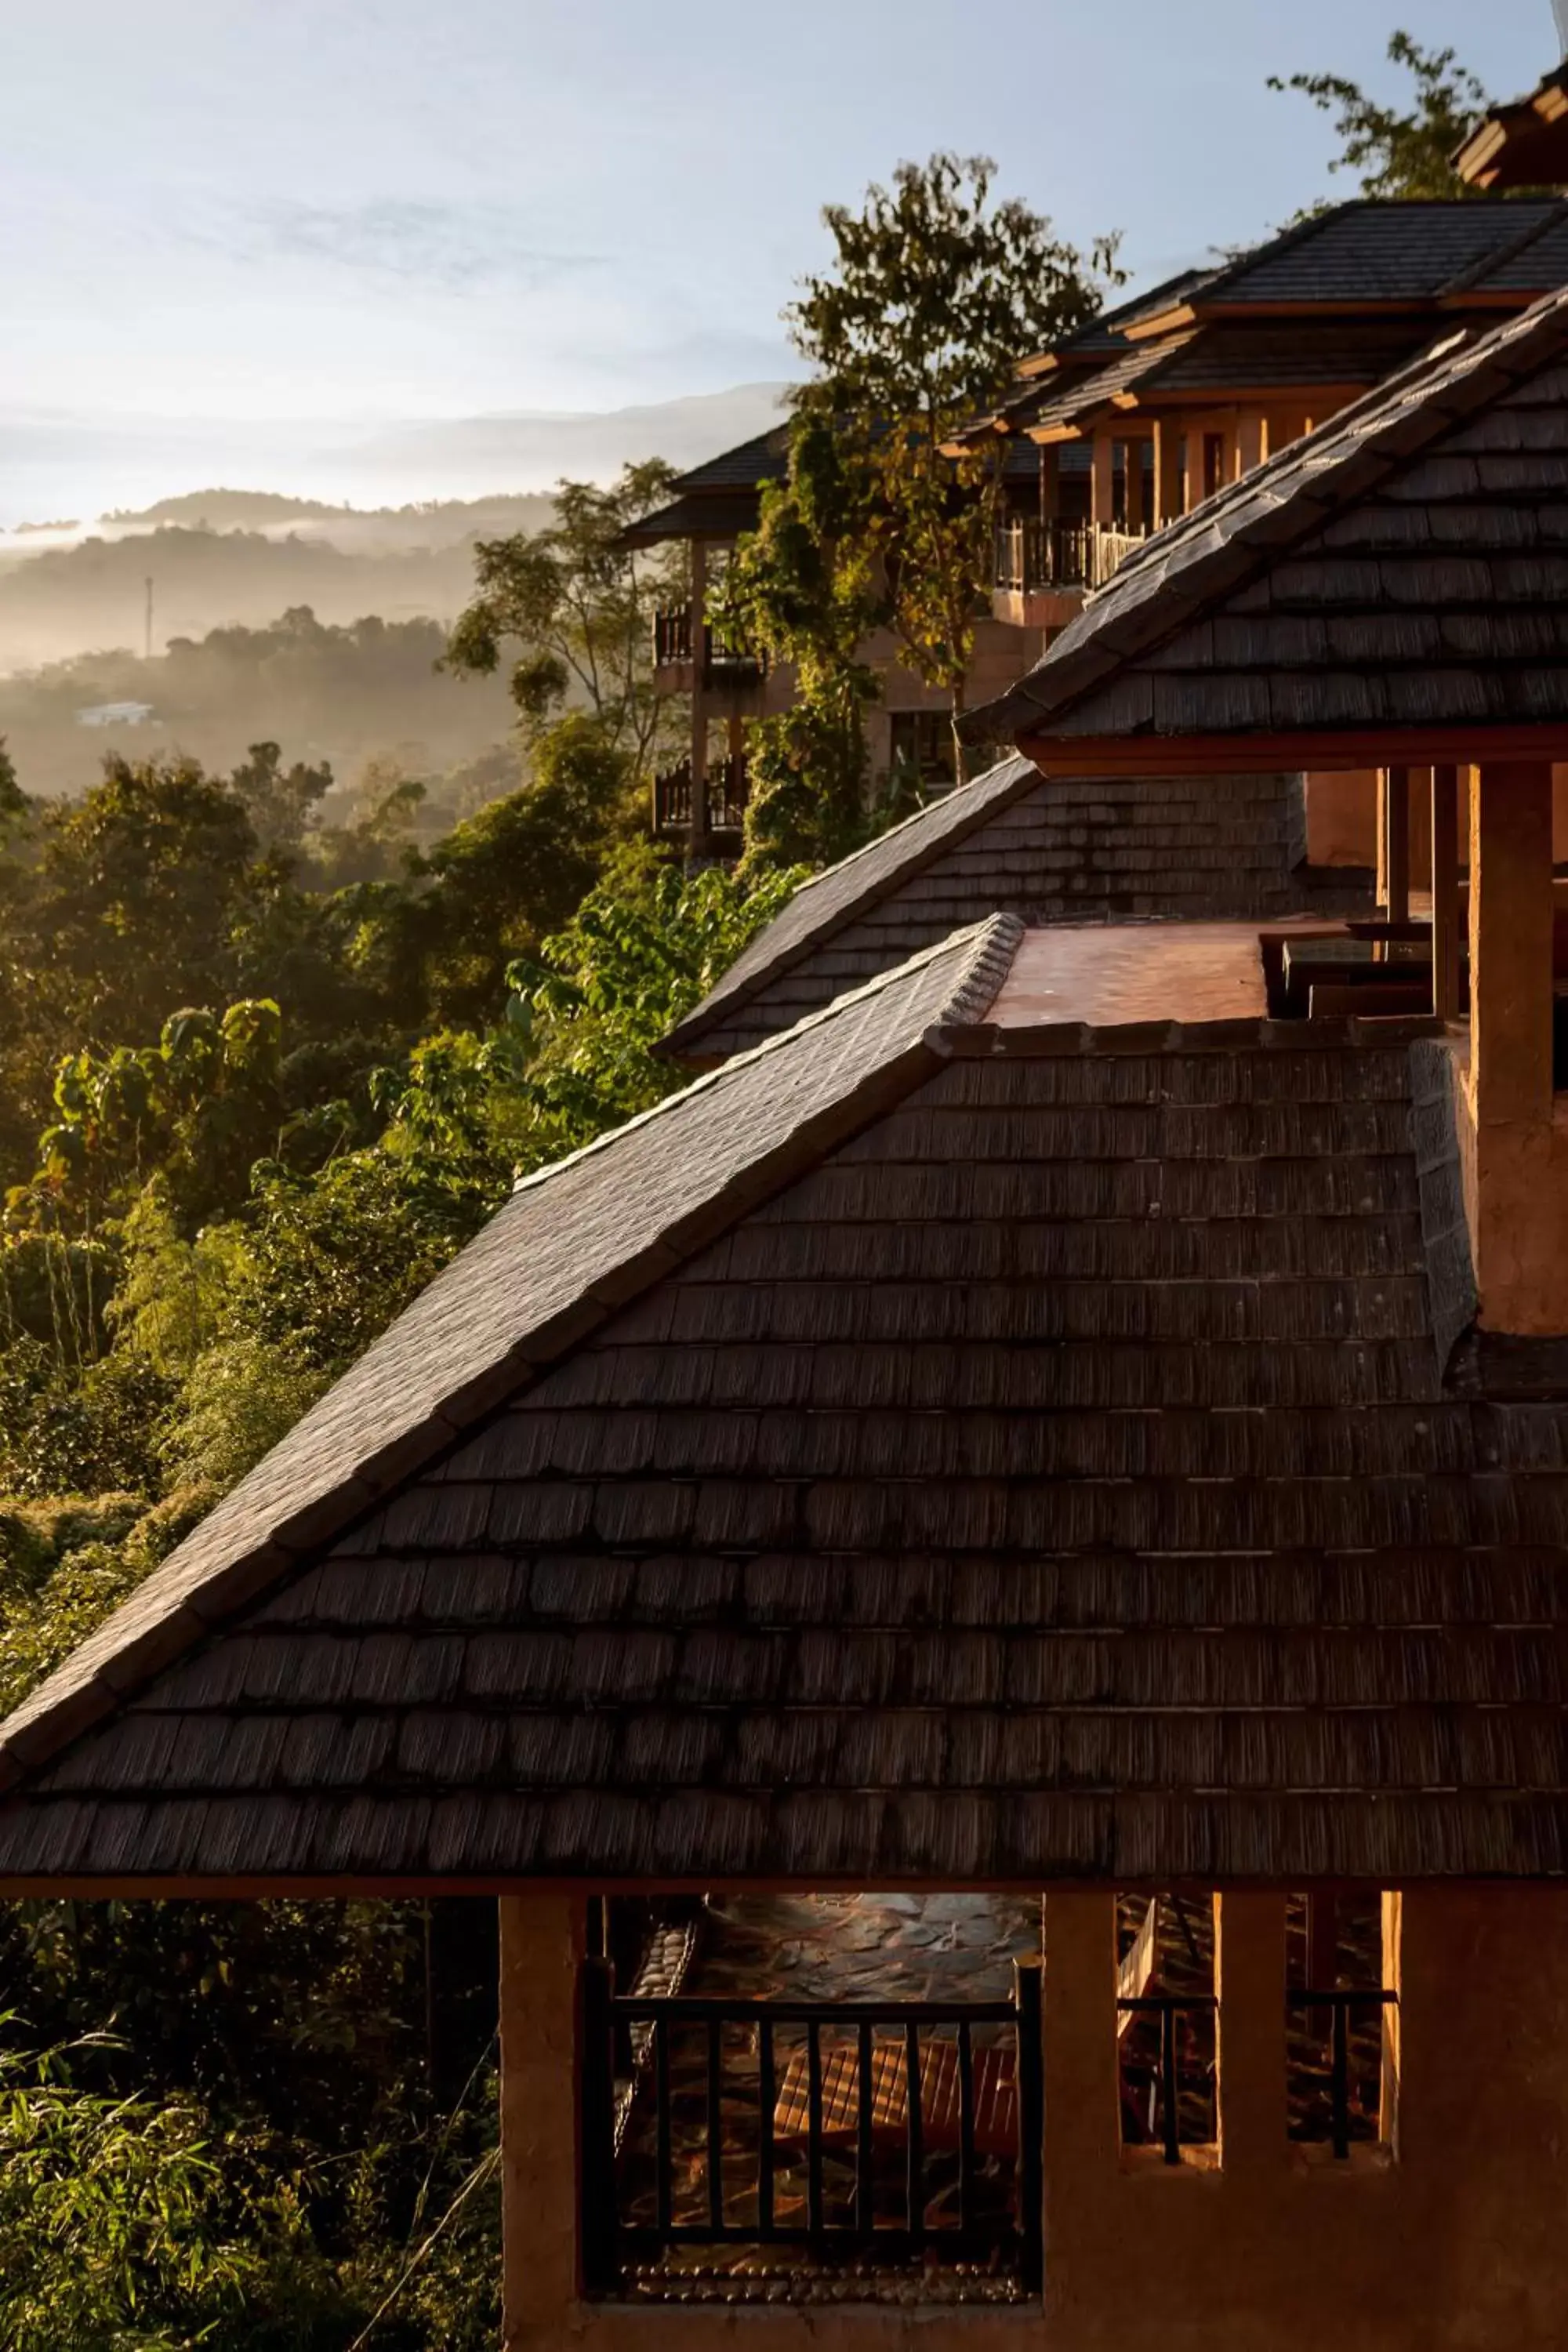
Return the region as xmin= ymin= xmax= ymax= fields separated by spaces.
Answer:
xmin=1044 ymin=1887 xmax=1568 ymax=2352
xmin=502 ymin=1886 xmax=1568 ymax=2352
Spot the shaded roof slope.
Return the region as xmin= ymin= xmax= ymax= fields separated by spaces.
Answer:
xmin=666 ymin=770 xmax=1367 ymax=1063
xmin=971 ymin=287 xmax=1568 ymax=747
xmin=0 ymin=917 xmax=1019 ymax=1791
xmin=11 ymin=1010 xmax=1568 ymax=1887
xmin=1189 ymin=199 xmax=1568 ymax=311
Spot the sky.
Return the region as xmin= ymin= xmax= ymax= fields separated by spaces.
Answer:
xmin=0 ymin=0 xmax=1556 ymax=517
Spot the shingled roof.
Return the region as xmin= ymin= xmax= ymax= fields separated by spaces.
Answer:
xmin=971 ymin=286 xmax=1568 ymax=752
xmin=661 ymin=761 xmax=1363 ymax=1063
xmin=10 ymin=902 xmax=1568 ymax=1889
xmin=618 ymin=424 xmax=792 ymax=546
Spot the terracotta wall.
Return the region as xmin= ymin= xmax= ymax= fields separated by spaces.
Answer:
xmin=501 ymin=1886 xmax=1568 ymax=2352
xmin=1044 ymin=1887 xmax=1568 ymax=2352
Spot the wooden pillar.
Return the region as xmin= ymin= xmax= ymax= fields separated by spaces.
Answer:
xmin=1153 ymin=416 xmax=1183 ymax=525
xmin=1432 ymin=763 xmax=1462 ymax=1020
xmin=1037 ymin=441 xmax=1060 ymax=527
xmin=1091 ymin=433 xmax=1116 ymax=528
xmin=1183 ymin=425 xmax=1207 ymax=514
xmin=1377 ymin=765 xmax=1411 ymax=921
xmin=1471 ymin=760 xmax=1555 ymax=1132
xmin=1466 ymin=759 xmax=1564 ymax=1332
xmin=688 ymin=539 xmax=710 ymax=858
xmin=1123 ymin=437 xmax=1145 ymax=532
xmin=1236 ymin=413 xmax=1265 ymax=477
xmin=500 ymin=1894 xmax=585 ymax=2350
xmin=1216 ymin=1895 xmax=1287 ymax=2172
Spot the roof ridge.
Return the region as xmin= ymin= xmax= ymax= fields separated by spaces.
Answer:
xmin=658 ymin=756 xmax=1040 ymax=1056
xmin=971 ymin=286 xmax=1568 ymax=742
xmin=0 ymin=913 xmax=1023 ymax=1791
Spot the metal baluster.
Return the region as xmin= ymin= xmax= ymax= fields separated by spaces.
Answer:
xmin=807 ymin=2023 xmax=825 ymax=2241
xmin=707 ymin=2018 xmax=724 ymax=2231
xmin=655 ymin=2016 xmax=672 ymax=2236
xmin=857 ymin=2021 xmax=874 ymax=2241
xmin=957 ymin=2022 xmax=976 ymax=2239
xmin=1161 ymin=2003 xmax=1181 ymax=2165
xmin=757 ymin=2018 xmax=775 ymax=2238
xmin=906 ymin=2022 xmax=924 ymax=2249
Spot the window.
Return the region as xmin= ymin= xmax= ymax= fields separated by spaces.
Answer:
xmin=1285 ymin=1893 xmax=1398 ymax=2157
xmin=1116 ymin=1894 xmax=1217 ymax=2163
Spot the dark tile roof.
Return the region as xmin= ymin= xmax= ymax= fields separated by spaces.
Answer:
xmin=971 ymin=287 xmax=1568 ymax=747
xmin=1144 ymin=320 xmax=1437 ymax=395
xmin=1209 ymin=200 xmax=1567 ymax=307
xmin=1019 ymin=339 xmax=1186 ymax=434
xmin=617 ymin=492 xmax=767 ymax=546
xmin=10 ymin=1000 xmax=1568 ymax=1887
xmin=669 ymin=425 xmax=792 ymax=494
xmin=670 ymin=771 xmax=1365 ymax=1062
xmin=0 ymin=916 xmax=1019 ymax=1800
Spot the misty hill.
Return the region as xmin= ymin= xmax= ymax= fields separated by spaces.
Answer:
xmin=0 ymin=524 xmax=514 ymax=673
xmin=96 ymin=488 xmax=560 ymax=548
xmin=0 ymin=606 xmax=517 ymax=804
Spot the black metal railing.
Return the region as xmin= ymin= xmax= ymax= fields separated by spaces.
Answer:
xmin=995 ymin=517 xmax=1150 ymax=597
xmin=580 ymin=1958 xmax=1043 ymax=2296
xmin=1290 ymin=1989 xmax=1397 ymax=2159
xmin=1116 ymin=1994 xmax=1218 ymax=2165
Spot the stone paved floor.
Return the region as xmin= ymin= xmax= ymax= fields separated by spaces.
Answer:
xmin=688 ymin=1892 xmax=1041 ymax=2006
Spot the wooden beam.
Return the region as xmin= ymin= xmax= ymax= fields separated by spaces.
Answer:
xmin=1431 ymin=764 xmax=1462 ymax=1021
xmin=1236 ymin=414 xmax=1265 ymax=477
xmin=1038 ymin=443 xmax=1060 ymax=527
xmin=1123 ymin=439 xmax=1145 ymax=532
xmin=499 ymin=1894 xmax=584 ymax=2349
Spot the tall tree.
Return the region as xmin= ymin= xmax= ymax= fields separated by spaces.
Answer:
xmin=443 ymin=460 xmax=684 ymax=782
xmin=728 ymin=153 xmax=1120 ymax=808
xmin=1269 ymin=34 xmax=1495 ymax=201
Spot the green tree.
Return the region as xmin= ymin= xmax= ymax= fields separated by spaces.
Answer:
xmin=443 ymin=461 xmax=683 ymax=778
xmin=1269 ymin=34 xmax=1496 ymax=200
xmin=775 ymin=153 xmax=1120 ymax=771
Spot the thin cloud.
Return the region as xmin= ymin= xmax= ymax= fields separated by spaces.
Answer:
xmin=223 ymin=198 xmax=604 ymax=291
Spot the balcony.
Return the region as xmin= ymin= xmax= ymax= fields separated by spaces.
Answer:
xmin=652 ymin=754 xmax=750 ymax=844
xmin=652 ymin=607 xmax=767 ymax=690
xmin=993 ymin=517 xmax=1151 ymax=615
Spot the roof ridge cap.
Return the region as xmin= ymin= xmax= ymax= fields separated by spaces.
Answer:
xmin=528 ymin=908 xmax=1021 ymax=1192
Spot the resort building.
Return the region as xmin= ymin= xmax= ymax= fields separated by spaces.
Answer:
xmin=9 ymin=285 xmax=1568 ymax=2349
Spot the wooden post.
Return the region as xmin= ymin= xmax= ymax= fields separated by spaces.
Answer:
xmin=1377 ymin=766 xmax=1411 ymax=922
xmin=1184 ymin=426 xmax=1207 ymax=514
xmin=1432 ymin=763 xmax=1462 ymax=1020
xmin=500 ymin=1895 xmax=585 ymax=2350
xmin=1236 ymin=413 xmax=1265 ymax=477
xmin=1153 ymin=416 xmax=1183 ymax=525
xmin=1091 ymin=434 xmax=1116 ymax=528
xmin=689 ymin=539 xmax=710 ymax=859
xmin=1471 ymin=760 xmax=1555 ymax=1134
xmin=1123 ymin=437 xmax=1145 ymax=532
xmin=1466 ymin=760 xmax=1563 ymax=1332
xmin=1037 ymin=441 xmax=1060 ymax=527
